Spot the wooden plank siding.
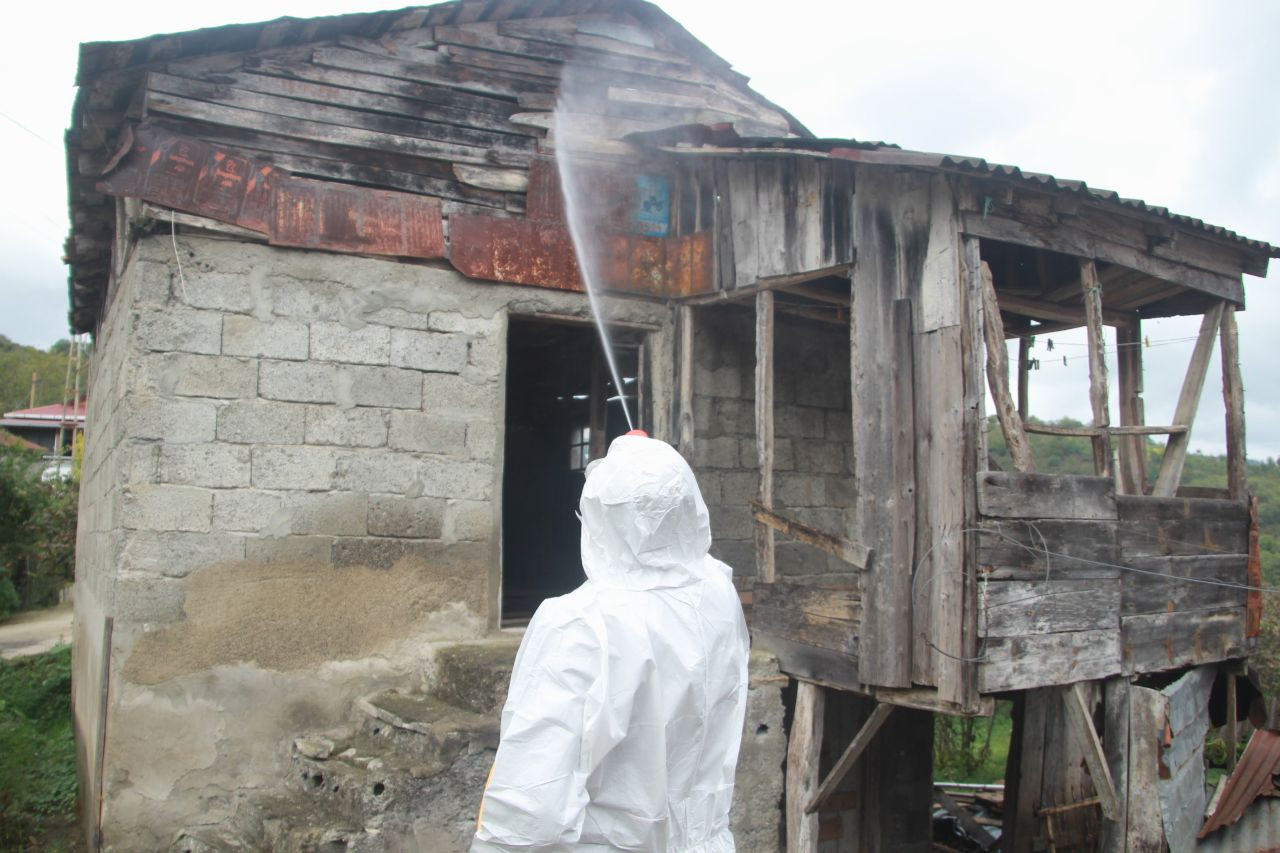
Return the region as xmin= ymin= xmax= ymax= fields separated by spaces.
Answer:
xmin=977 ymin=473 xmax=1251 ymax=692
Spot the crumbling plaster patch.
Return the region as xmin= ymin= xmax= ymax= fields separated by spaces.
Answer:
xmin=123 ymin=558 xmax=486 ymax=685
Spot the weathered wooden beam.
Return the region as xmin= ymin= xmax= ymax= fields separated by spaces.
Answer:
xmin=679 ymin=263 xmax=853 ymax=305
xmin=981 ymin=262 xmax=1034 ymax=471
xmin=992 ymin=291 xmax=1131 ymax=327
xmin=786 ymin=681 xmax=824 ymax=853
xmin=750 ymin=503 xmax=871 ymax=570
xmin=677 ymin=305 xmax=695 ymax=458
xmin=1100 ymin=677 xmax=1130 ymax=852
xmin=1023 ymin=422 xmax=1186 ymax=437
xmin=755 ymin=290 xmax=776 ymax=584
xmin=1226 ymin=672 xmax=1239 ymax=773
xmin=1126 ymin=687 xmax=1168 ymax=851
xmin=960 ymin=237 xmax=987 ymax=707
xmin=1152 ymin=302 xmax=1226 ymax=497
xmin=1115 ymin=320 xmax=1147 ymax=496
xmin=1017 ymin=335 xmax=1030 ymax=421
xmin=1080 ymin=259 xmax=1114 ymax=479
xmin=959 ymin=211 xmax=1245 ymax=306
xmin=934 ymin=787 xmax=998 ymax=850
xmin=1062 ymin=682 xmax=1119 ymax=819
xmin=805 ymin=703 xmax=894 ymax=814
xmin=1219 ymin=306 xmax=1247 ymax=501
xmin=1248 ymin=496 xmax=1262 ymax=638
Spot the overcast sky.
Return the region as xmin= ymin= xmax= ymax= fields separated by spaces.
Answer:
xmin=1 ymin=0 xmax=1276 ymax=459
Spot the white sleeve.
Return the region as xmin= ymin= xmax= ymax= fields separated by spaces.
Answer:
xmin=471 ymin=601 xmax=602 ymax=852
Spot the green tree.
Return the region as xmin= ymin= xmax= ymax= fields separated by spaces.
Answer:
xmin=0 ymin=446 xmax=77 ymax=619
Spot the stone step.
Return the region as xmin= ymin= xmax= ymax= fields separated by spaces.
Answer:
xmin=429 ymin=638 xmax=519 ymax=716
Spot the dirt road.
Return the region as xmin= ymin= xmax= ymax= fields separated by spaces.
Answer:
xmin=0 ymin=602 xmax=73 ymax=659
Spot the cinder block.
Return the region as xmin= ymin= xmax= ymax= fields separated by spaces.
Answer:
xmin=694 ymin=436 xmax=740 ymax=470
xmin=368 ymin=495 xmax=446 ymax=538
xmin=414 ymin=456 xmax=493 ymax=501
xmin=794 ymin=371 xmax=845 ymax=409
xmin=776 ymin=474 xmax=826 ymax=507
xmin=332 ymin=537 xmax=488 ymax=572
xmin=421 ymin=373 xmax=497 ymax=419
xmin=213 ymin=490 xmax=284 ymax=533
xmin=794 ymin=440 xmax=847 ymax=475
xmin=464 ymin=422 xmax=499 ymax=461
xmin=427 ymin=312 xmax=501 ymax=335
xmin=311 ymin=321 xmax=391 ymax=365
xmin=344 ymin=365 xmax=423 ymax=409
xmin=217 ymin=400 xmax=306 ymax=444
xmin=389 ymin=328 xmax=467 ymax=373
xmin=304 ymin=406 xmax=389 ymax=448
xmin=720 ymin=471 xmax=757 ymax=505
xmin=387 ymin=411 xmax=467 ymax=455
xmin=126 ymin=397 xmax=217 ymax=444
xmin=709 ymin=504 xmax=753 ymax=540
xmin=825 ymin=475 xmax=856 ymax=507
xmin=134 ymin=353 xmax=257 ymax=399
xmin=118 ymin=531 xmax=246 ymax=578
xmin=709 ymin=540 xmax=754 ymax=575
xmin=693 ymin=471 xmax=722 ymax=505
xmin=245 ymin=535 xmax=333 ymax=564
xmin=251 ymin=446 xmax=337 ymax=490
xmin=110 ymin=572 xmax=187 ymax=623
xmin=332 ymin=450 xmax=421 ymax=495
xmin=175 ymin=268 xmax=254 ymax=314
xmin=286 ymin=492 xmax=369 ymax=536
xmin=157 ymin=444 xmax=251 ymax=488
xmin=222 ymin=315 xmax=309 ymax=360
xmin=259 ymin=361 xmax=337 ymax=404
xmin=694 ymin=365 xmax=742 ymax=399
xmin=121 ymin=485 xmax=213 ymax=532
xmin=135 ymin=306 xmax=222 ymax=354
xmin=715 ymin=398 xmax=755 ymax=437
xmin=464 ymin=335 xmax=503 ymax=378
xmin=777 ymin=406 xmax=825 ymax=439
xmin=446 ymin=500 xmax=493 ymax=542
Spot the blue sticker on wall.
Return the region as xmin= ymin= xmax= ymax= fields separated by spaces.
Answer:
xmin=632 ymin=174 xmax=670 ymax=236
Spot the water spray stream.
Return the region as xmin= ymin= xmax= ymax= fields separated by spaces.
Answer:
xmin=553 ymin=95 xmax=635 ymax=433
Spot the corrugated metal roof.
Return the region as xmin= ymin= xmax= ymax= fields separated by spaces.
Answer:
xmin=1198 ymin=794 xmax=1280 ymax=853
xmin=1200 ymin=729 xmax=1280 ymax=839
xmin=635 ymin=131 xmax=1279 ymax=258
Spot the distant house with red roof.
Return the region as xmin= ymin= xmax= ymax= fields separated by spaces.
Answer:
xmin=0 ymin=400 xmax=86 ymax=455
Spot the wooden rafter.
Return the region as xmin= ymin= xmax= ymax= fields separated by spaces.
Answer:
xmin=981 ymin=262 xmax=1034 ymax=471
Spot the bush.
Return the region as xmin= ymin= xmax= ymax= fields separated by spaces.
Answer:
xmin=0 ymin=445 xmax=78 ymax=619
xmin=0 ymin=646 xmax=77 ymax=849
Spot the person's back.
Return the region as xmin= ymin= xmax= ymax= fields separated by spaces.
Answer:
xmin=472 ymin=435 xmax=749 ymax=852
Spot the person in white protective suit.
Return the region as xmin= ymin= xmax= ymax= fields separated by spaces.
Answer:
xmin=472 ymin=434 xmax=750 ymax=853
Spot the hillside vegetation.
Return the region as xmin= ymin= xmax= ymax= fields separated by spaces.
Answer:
xmin=0 ymin=337 xmax=82 ymax=416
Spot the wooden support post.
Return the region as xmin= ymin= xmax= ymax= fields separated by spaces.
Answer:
xmin=1005 ymin=689 xmax=1049 ymax=853
xmin=1153 ymin=302 xmax=1226 ymax=497
xmin=960 ymin=236 xmax=986 ymax=706
xmin=755 ymin=290 xmax=776 ymax=584
xmin=1220 ymin=306 xmax=1247 ymax=501
xmin=1061 ymin=682 xmax=1119 ymax=820
xmin=677 ymin=305 xmax=695 ymax=458
xmin=786 ymin=681 xmax=824 ymax=853
xmin=980 ymin=261 xmax=1034 ymax=471
xmin=1080 ymin=258 xmax=1113 ymax=479
xmin=1115 ymin=320 xmax=1147 ymax=496
xmin=1226 ymin=672 xmax=1238 ymax=773
xmin=1126 ymin=687 xmax=1167 ymax=851
xmin=1018 ymin=334 xmax=1030 ymax=421
xmin=805 ymin=702 xmax=894 ymax=814
xmin=1101 ymin=677 xmax=1130 ymax=853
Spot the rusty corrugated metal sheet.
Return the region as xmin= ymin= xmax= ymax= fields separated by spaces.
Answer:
xmin=97 ymin=125 xmax=444 ymax=260
xmin=1198 ymin=796 xmax=1280 ymax=852
xmin=449 ymin=214 xmax=713 ymax=297
xmin=1200 ymin=729 xmax=1280 ymax=840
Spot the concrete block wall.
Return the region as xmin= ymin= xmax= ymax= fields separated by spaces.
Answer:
xmin=73 ymin=232 xmax=675 ymax=850
xmin=690 ymin=307 xmax=854 ymax=580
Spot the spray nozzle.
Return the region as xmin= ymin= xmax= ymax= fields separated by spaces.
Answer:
xmin=625 ymin=429 xmax=648 ymax=437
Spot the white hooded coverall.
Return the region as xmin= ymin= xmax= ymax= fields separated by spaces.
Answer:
xmin=472 ymin=435 xmax=750 ymax=852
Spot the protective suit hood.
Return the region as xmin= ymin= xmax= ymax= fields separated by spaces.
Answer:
xmin=579 ymin=435 xmax=715 ymax=590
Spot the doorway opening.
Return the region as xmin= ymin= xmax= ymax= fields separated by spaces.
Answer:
xmin=501 ymin=318 xmax=646 ymax=624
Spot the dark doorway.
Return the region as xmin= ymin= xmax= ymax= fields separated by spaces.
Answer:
xmin=502 ymin=319 xmax=645 ymax=623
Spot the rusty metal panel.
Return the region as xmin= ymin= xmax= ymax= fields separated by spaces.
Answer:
xmin=270 ymin=180 xmax=444 ymax=258
xmin=97 ymin=125 xmax=444 ymax=260
xmin=449 ymin=215 xmax=582 ymax=291
xmin=449 ymin=215 xmax=713 ymax=297
xmin=1200 ymin=729 xmax=1280 ymax=840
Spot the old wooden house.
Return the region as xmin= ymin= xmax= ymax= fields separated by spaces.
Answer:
xmin=65 ymin=0 xmax=1275 ymax=850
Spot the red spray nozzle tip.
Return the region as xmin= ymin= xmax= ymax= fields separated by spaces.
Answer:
xmin=625 ymin=429 xmax=648 ymax=437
